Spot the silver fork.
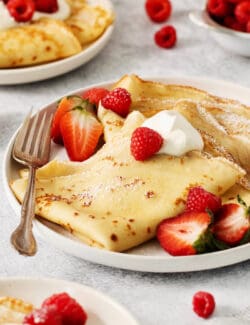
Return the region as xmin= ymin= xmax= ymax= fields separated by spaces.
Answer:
xmin=11 ymin=109 xmax=54 ymax=256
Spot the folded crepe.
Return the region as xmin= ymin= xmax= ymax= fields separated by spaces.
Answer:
xmin=0 ymin=296 xmax=33 ymax=323
xmin=0 ymin=18 xmax=82 ymax=68
xmin=11 ymin=106 xmax=245 ymax=252
xmin=114 ymin=75 xmax=250 ymax=190
xmin=0 ymin=0 xmax=114 ymax=68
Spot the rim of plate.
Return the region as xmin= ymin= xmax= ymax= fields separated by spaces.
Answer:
xmin=3 ymin=76 xmax=250 ymax=273
xmin=0 ymin=276 xmax=139 ymax=325
xmin=0 ymin=1 xmax=115 ymax=85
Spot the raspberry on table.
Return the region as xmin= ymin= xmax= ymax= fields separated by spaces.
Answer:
xmin=42 ymin=292 xmax=87 ymax=325
xmin=101 ymin=87 xmax=132 ymax=117
xmin=145 ymin=0 xmax=172 ymax=23
xmin=154 ymin=25 xmax=177 ymax=49
xmin=130 ymin=126 xmax=163 ymax=161
xmin=192 ymin=291 xmax=216 ymax=318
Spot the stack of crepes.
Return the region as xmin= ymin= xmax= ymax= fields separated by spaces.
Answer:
xmin=11 ymin=75 xmax=250 ymax=252
xmin=0 ymin=0 xmax=114 ymax=68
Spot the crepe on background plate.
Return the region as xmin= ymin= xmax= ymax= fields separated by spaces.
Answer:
xmin=11 ymin=105 xmax=245 ymax=252
xmin=0 ymin=296 xmax=33 ymax=323
xmin=0 ymin=0 xmax=114 ymax=68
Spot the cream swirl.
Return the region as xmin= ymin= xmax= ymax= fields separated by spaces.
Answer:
xmin=142 ymin=110 xmax=204 ymax=156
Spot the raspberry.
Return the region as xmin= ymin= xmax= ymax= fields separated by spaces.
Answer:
xmin=185 ymin=186 xmax=222 ymax=213
xmin=42 ymin=293 xmax=87 ymax=325
xmin=192 ymin=291 xmax=216 ymax=319
xmin=235 ymin=1 xmax=250 ymax=24
xmin=82 ymin=88 xmax=109 ymax=107
xmin=34 ymin=0 xmax=58 ymax=13
xmin=154 ymin=25 xmax=177 ymax=48
xmin=23 ymin=305 xmax=62 ymax=325
xmin=101 ymin=88 xmax=131 ymax=117
xmin=247 ymin=19 xmax=250 ymax=31
xmin=207 ymin=0 xmax=232 ymax=18
xmin=223 ymin=15 xmax=246 ymax=31
xmin=130 ymin=127 xmax=163 ymax=161
xmin=145 ymin=0 xmax=172 ymax=23
xmin=7 ymin=0 xmax=35 ymax=22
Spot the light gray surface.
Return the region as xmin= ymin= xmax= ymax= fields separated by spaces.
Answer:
xmin=0 ymin=0 xmax=250 ymax=324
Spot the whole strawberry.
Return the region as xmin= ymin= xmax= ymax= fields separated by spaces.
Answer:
xmin=130 ymin=126 xmax=163 ymax=161
xmin=82 ymin=87 xmax=109 ymax=107
xmin=42 ymin=292 xmax=87 ymax=325
xmin=101 ymin=87 xmax=132 ymax=117
xmin=185 ymin=186 xmax=222 ymax=213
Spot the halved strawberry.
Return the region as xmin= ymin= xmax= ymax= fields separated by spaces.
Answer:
xmin=157 ymin=211 xmax=213 ymax=256
xmin=51 ymin=96 xmax=93 ymax=144
xmin=82 ymin=88 xmax=109 ymax=107
xmin=60 ymin=106 xmax=103 ymax=162
xmin=212 ymin=196 xmax=250 ymax=246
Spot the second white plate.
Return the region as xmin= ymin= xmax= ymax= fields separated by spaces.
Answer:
xmin=3 ymin=76 xmax=250 ymax=272
xmin=0 ymin=277 xmax=138 ymax=325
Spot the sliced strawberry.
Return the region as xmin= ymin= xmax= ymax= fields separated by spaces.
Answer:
xmin=60 ymin=107 xmax=103 ymax=162
xmin=82 ymin=88 xmax=109 ymax=107
xmin=212 ymin=197 xmax=250 ymax=246
xmin=51 ymin=96 xmax=93 ymax=144
xmin=157 ymin=211 xmax=213 ymax=256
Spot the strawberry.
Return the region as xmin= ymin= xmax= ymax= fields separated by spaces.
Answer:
xmin=82 ymin=88 xmax=109 ymax=107
xmin=51 ymin=96 xmax=93 ymax=144
xmin=60 ymin=104 xmax=103 ymax=162
xmin=156 ymin=211 xmax=213 ymax=256
xmin=212 ymin=196 xmax=250 ymax=246
xmin=185 ymin=186 xmax=222 ymax=213
xmin=130 ymin=126 xmax=163 ymax=161
xmin=34 ymin=0 xmax=58 ymax=13
xmin=101 ymin=88 xmax=132 ymax=118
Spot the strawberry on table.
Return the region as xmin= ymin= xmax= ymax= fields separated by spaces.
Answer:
xmin=212 ymin=196 xmax=250 ymax=246
xmin=82 ymin=87 xmax=109 ymax=107
xmin=60 ymin=103 xmax=103 ymax=162
xmin=185 ymin=186 xmax=222 ymax=214
xmin=51 ymin=96 xmax=93 ymax=144
xmin=157 ymin=211 xmax=213 ymax=256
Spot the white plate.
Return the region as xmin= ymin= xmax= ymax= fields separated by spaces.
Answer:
xmin=0 ymin=277 xmax=138 ymax=325
xmin=3 ymin=76 xmax=250 ymax=273
xmin=0 ymin=0 xmax=114 ymax=85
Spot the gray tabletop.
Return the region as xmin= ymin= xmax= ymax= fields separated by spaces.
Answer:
xmin=1 ymin=0 xmax=250 ymax=324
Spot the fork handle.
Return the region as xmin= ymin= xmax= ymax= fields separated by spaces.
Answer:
xmin=11 ymin=165 xmax=37 ymax=256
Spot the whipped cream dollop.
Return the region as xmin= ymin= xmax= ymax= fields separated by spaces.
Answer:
xmin=0 ymin=0 xmax=70 ymax=31
xmin=142 ymin=110 xmax=204 ymax=156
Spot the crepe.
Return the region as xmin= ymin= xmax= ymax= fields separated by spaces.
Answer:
xmin=114 ymin=75 xmax=250 ymax=190
xmin=0 ymin=18 xmax=82 ymax=68
xmin=0 ymin=296 xmax=33 ymax=324
xmin=11 ymin=107 xmax=245 ymax=252
xmin=0 ymin=0 xmax=114 ymax=68
xmin=66 ymin=2 xmax=114 ymax=46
